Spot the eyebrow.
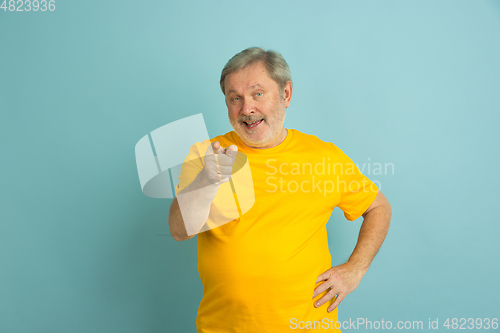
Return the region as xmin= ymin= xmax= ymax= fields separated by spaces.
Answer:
xmin=227 ymin=83 xmax=263 ymax=95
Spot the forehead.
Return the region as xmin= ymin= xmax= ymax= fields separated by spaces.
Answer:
xmin=225 ymin=61 xmax=276 ymax=94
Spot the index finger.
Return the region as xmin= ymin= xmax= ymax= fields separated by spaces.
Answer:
xmin=210 ymin=141 xmax=226 ymax=154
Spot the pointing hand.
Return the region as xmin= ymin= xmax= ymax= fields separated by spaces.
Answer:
xmin=202 ymin=141 xmax=238 ymax=185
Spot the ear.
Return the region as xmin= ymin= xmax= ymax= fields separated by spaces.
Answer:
xmin=283 ymin=80 xmax=292 ymax=108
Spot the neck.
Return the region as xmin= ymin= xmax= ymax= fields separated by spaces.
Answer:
xmin=246 ymin=127 xmax=288 ymax=149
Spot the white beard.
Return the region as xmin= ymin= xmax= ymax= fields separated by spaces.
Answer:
xmin=229 ymin=106 xmax=286 ymax=148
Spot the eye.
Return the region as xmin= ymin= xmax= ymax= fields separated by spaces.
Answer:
xmin=256 ymin=92 xmax=263 ymax=97
xmin=232 ymin=97 xmax=240 ymax=102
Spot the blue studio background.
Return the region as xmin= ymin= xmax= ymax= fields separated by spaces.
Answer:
xmin=1 ymin=1 xmax=499 ymax=332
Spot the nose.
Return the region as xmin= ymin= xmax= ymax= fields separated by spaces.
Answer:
xmin=241 ymin=98 xmax=256 ymax=116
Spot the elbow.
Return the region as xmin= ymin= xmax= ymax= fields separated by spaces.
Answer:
xmin=171 ymin=231 xmax=195 ymax=242
xmin=170 ymin=229 xmax=186 ymax=241
xmin=384 ymin=198 xmax=393 ymax=220
xmin=172 ymin=234 xmax=187 ymax=242
xmin=172 ymin=233 xmax=184 ymax=242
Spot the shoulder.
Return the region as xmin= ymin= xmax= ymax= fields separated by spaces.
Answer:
xmin=210 ymin=131 xmax=242 ymax=150
xmin=183 ymin=131 xmax=233 ymax=154
xmin=210 ymin=130 xmax=235 ymax=143
xmin=290 ymin=129 xmax=343 ymax=153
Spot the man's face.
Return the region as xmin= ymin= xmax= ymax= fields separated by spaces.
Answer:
xmin=224 ymin=61 xmax=292 ymax=148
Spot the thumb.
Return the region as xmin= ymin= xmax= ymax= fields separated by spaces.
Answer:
xmin=225 ymin=145 xmax=238 ymax=157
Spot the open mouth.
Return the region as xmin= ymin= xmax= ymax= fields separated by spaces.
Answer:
xmin=243 ymin=119 xmax=263 ymax=129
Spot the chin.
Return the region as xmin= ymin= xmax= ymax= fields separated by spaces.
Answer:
xmin=230 ymin=119 xmax=279 ymax=148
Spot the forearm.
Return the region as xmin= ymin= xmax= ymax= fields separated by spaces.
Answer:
xmin=347 ymin=203 xmax=392 ymax=273
xmin=168 ymin=171 xmax=219 ymax=241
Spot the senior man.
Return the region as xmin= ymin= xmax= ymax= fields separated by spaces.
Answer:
xmin=168 ymin=47 xmax=392 ymax=332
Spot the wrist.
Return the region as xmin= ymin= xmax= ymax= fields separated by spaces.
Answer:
xmin=186 ymin=169 xmax=219 ymax=199
xmin=346 ymin=257 xmax=370 ymax=276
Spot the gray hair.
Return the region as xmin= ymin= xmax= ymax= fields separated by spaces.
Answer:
xmin=220 ymin=47 xmax=292 ymax=98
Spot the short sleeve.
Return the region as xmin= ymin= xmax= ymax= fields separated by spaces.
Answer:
xmin=334 ymin=146 xmax=379 ymax=221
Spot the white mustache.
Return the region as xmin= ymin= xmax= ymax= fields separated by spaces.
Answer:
xmin=240 ymin=117 xmax=265 ymax=123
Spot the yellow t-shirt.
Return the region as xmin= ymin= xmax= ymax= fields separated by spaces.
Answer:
xmin=174 ymin=129 xmax=379 ymax=332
